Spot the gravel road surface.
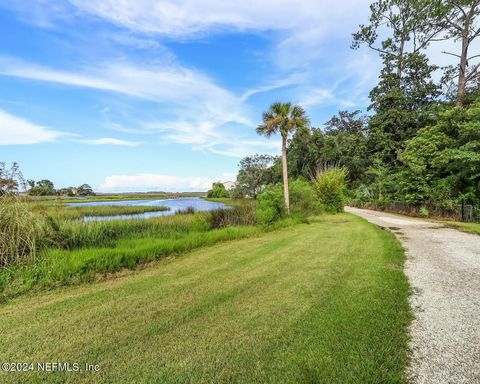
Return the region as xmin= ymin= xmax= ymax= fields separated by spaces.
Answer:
xmin=346 ymin=207 xmax=480 ymax=384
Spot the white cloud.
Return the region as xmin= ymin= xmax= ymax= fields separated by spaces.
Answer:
xmin=81 ymin=137 xmax=141 ymax=146
xmin=67 ymin=0 xmax=371 ymax=72
xmin=240 ymin=73 xmax=306 ymax=101
xmin=299 ymin=88 xmax=335 ymax=108
xmin=0 ymin=57 xmax=244 ymax=117
xmin=0 ymin=109 xmax=64 ymax=145
xmin=68 ymin=0 xmax=367 ymax=38
xmin=98 ymin=173 xmax=219 ymax=192
xmin=0 ymin=56 xmax=259 ymax=154
xmin=0 ymin=0 xmax=379 ymax=156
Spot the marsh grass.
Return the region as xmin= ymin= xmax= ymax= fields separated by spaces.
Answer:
xmin=0 ymin=195 xmax=47 ymax=268
xmin=177 ymin=206 xmax=196 ymax=215
xmin=30 ymin=203 xmax=169 ymax=221
xmin=207 ymin=205 xmax=257 ymax=228
xmin=46 ymin=213 xmax=210 ymax=249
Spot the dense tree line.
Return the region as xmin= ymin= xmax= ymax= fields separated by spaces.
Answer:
xmin=235 ymin=0 xmax=480 ymax=211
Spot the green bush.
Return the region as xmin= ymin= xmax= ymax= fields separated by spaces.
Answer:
xmin=256 ymin=179 xmax=321 ymax=224
xmin=313 ymin=167 xmax=348 ymax=213
xmin=207 ymin=183 xmax=230 ymax=198
xmin=419 ymin=207 xmax=430 ymax=218
xmin=289 ymin=179 xmax=322 ymax=216
xmin=256 ymin=185 xmax=285 ymax=224
xmin=28 ymin=186 xmax=55 ymax=196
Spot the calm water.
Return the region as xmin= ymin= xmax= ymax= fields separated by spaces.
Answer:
xmin=68 ymin=197 xmax=228 ymax=222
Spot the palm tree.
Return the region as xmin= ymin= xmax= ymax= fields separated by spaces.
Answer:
xmin=256 ymin=102 xmax=309 ymax=214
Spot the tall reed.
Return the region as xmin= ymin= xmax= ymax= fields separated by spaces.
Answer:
xmin=207 ymin=205 xmax=257 ymax=229
xmin=0 ymin=194 xmax=47 ymax=267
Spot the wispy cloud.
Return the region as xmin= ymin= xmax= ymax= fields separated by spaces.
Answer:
xmin=98 ymin=173 xmax=218 ymax=193
xmin=80 ymin=137 xmax=141 ymax=146
xmin=240 ymin=73 xmax=306 ymax=101
xmin=0 ymin=109 xmax=65 ymax=145
xmin=67 ymin=0 xmax=367 ymax=38
xmin=66 ymin=0 xmax=370 ymax=72
xmin=0 ymin=0 xmax=379 ymax=158
xmin=0 ymin=55 xmax=259 ymax=154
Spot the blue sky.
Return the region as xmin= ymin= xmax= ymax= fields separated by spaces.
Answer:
xmin=0 ymin=0 xmax=381 ymax=192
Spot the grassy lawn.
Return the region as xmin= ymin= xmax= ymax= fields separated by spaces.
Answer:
xmin=0 ymin=214 xmax=411 ymax=383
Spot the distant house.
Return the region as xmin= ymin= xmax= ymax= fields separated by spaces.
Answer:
xmin=222 ymin=181 xmax=236 ymax=190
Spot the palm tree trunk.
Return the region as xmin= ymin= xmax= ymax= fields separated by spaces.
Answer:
xmin=281 ymin=135 xmax=290 ymax=214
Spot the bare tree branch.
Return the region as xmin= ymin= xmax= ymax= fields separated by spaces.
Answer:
xmin=442 ymin=51 xmax=462 ymax=58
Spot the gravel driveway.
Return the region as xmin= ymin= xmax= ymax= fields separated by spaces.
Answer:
xmin=346 ymin=207 xmax=480 ymax=384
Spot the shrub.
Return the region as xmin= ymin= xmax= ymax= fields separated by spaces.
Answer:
xmin=230 ymin=185 xmax=246 ymax=199
xmin=256 ymin=185 xmax=285 ymax=224
xmin=256 ymin=179 xmax=321 ymax=224
xmin=313 ymin=167 xmax=348 ymax=213
xmin=353 ymin=184 xmax=373 ymax=205
xmin=0 ymin=194 xmax=48 ymax=267
xmin=419 ymin=207 xmax=430 ymax=218
xmin=289 ymin=179 xmax=322 ymax=216
xmin=28 ymin=186 xmax=55 ymax=196
xmin=207 ymin=183 xmax=230 ymax=198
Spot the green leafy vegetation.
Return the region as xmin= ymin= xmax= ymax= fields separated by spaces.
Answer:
xmin=0 ymin=215 xmax=302 ymax=300
xmin=233 ymin=154 xmax=277 ymax=198
xmin=0 ymin=214 xmax=411 ymax=384
xmin=256 ymin=179 xmax=321 ymax=224
xmin=227 ymin=1 xmax=480 ymax=223
xmin=206 ymin=182 xmax=230 ymax=198
xmin=313 ymin=167 xmax=348 ymax=213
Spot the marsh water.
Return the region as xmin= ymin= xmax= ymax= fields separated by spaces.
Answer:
xmin=68 ymin=197 xmax=228 ymax=222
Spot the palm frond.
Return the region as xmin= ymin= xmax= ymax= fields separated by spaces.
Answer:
xmin=257 ymin=101 xmax=309 ymax=139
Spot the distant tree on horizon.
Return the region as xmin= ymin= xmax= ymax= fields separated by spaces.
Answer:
xmin=207 ymin=182 xmax=229 ymax=198
xmin=77 ymin=184 xmax=95 ymax=196
xmin=0 ymin=162 xmax=25 ymax=195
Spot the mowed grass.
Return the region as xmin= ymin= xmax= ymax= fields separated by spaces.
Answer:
xmin=0 ymin=214 xmax=412 ymax=384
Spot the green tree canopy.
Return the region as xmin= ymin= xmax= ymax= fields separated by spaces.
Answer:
xmin=235 ymin=154 xmax=277 ymax=198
